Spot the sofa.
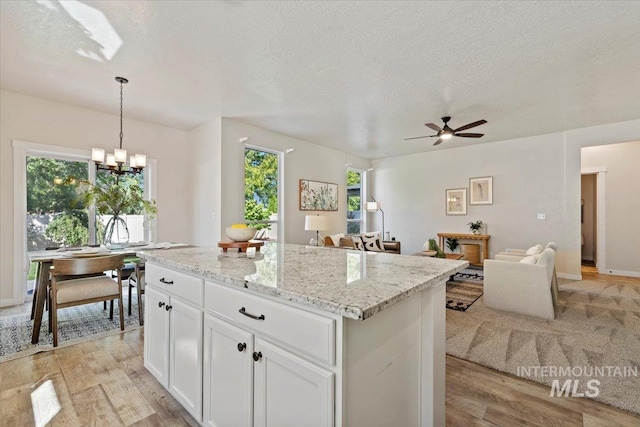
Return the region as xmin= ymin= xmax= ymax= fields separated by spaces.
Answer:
xmin=323 ymin=234 xmax=401 ymax=254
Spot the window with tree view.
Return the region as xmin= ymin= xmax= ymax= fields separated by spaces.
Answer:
xmin=244 ymin=147 xmax=279 ymax=240
xmin=347 ymin=169 xmax=364 ymax=234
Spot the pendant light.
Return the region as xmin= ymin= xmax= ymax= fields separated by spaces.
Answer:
xmin=91 ymin=76 xmax=146 ymax=175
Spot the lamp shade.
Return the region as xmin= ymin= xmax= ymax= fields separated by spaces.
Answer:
xmin=305 ymin=215 xmax=330 ymax=231
xmin=366 ymin=201 xmax=381 ymax=212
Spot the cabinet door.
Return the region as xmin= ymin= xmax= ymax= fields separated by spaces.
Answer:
xmin=144 ymin=286 xmax=170 ymax=387
xmin=203 ymin=315 xmax=254 ymax=427
xmin=254 ymin=338 xmax=334 ymax=427
xmin=169 ymin=297 xmax=203 ymax=422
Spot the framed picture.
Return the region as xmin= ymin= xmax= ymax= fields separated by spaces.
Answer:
xmin=445 ymin=188 xmax=467 ymax=215
xmin=469 ymin=176 xmax=493 ymax=205
xmin=299 ymin=179 xmax=338 ymax=211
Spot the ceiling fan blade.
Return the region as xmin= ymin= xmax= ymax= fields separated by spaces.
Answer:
xmin=432 ymin=138 xmax=444 ymax=146
xmin=455 ymin=133 xmax=484 ymax=138
xmin=404 ymin=135 xmax=430 ymax=141
xmin=453 ymin=120 xmax=487 ymax=132
xmin=425 ymin=123 xmax=442 ymax=132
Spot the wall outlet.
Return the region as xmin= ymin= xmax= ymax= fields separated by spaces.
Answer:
xmin=537 ymin=213 xmax=546 ymax=220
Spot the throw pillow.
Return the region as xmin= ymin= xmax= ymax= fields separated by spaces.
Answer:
xmin=525 ymin=244 xmax=543 ymax=255
xmin=519 ymin=255 xmax=537 ymax=264
xmin=329 ymin=233 xmax=345 ymax=247
xmin=360 ymin=232 xmax=384 ymax=252
xmin=351 ymin=235 xmax=364 ymax=251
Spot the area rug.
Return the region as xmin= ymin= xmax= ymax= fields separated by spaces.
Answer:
xmin=446 ymin=278 xmax=640 ymax=415
xmin=0 ymin=292 xmax=143 ymax=362
xmin=446 ymin=268 xmax=484 ymax=312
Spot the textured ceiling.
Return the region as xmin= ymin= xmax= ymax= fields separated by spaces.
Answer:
xmin=2 ymin=1 xmax=639 ymax=159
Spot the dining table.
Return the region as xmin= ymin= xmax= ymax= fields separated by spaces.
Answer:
xmin=27 ymin=242 xmax=189 ymax=344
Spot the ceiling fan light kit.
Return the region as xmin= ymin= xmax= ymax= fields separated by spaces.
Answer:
xmin=406 ymin=116 xmax=487 ymax=146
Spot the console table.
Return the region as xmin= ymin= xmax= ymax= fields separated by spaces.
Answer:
xmin=437 ymin=233 xmax=491 ymax=266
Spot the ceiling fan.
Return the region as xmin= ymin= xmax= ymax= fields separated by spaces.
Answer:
xmin=405 ymin=116 xmax=487 ymax=146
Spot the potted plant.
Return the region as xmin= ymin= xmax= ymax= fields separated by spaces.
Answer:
xmin=467 ymin=220 xmax=483 ymax=235
xmin=76 ymin=178 xmax=157 ymax=245
xmin=446 ymin=237 xmax=459 ymax=253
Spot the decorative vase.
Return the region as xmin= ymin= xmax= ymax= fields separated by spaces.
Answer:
xmin=472 ymin=229 xmax=480 ymax=235
xmin=104 ymin=215 xmax=130 ymax=246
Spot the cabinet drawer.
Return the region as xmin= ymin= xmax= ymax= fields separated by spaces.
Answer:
xmin=147 ymin=263 xmax=204 ymax=307
xmin=205 ymin=281 xmax=335 ymax=365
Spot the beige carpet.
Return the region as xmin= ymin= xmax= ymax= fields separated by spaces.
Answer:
xmin=446 ymin=278 xmax=640 ymax=415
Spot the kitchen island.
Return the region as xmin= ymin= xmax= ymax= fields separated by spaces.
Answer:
xmin=138 ymin=243 xmax=468 ymax=427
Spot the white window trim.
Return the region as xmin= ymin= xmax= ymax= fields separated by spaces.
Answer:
xmin=12 ymin=140 xmax=157 ymax=306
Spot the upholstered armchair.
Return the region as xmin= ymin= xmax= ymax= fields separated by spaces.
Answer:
xmin=483 ymin=248 xmax=556 ymax=320
xmin=495 ymin=242 xmax=559 ymax=304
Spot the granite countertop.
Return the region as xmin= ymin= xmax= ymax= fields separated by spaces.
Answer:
xmin=138 ymin=243 xmax=468 ymax=320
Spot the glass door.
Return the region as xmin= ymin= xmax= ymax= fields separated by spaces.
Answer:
xmin=26 ymin=155 xmax=89 ymax=298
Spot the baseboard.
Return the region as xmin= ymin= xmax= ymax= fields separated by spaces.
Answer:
xmin=598 ymin=269 xmax=640 ymax=278
xmin=557 ymin=273 xmax=582 ymax=281
xmin=0 ymin=298 xmax=20 ymax=308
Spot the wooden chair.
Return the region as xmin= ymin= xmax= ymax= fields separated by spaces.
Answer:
xmin=50 ymin=254 xmax=125 ymax=347
xmin=128 ymin=262 xmax=145 ymax=325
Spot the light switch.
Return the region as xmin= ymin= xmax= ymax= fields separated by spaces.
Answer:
xmin=537 ymin=213 xmax=546 ymax=220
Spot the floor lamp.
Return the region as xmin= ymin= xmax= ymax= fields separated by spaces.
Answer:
xmin=305 ymin=215 xmax=330 ymax=246
xmin=366 ymin=201 xmax=385 ymax=240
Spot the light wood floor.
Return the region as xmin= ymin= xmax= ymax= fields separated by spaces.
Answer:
xmin=1 ymin=272 xmax=639 ymax=426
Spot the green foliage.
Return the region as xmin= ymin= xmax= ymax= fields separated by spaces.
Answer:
xmin=428 ymin=238 xmax=445 ymax=258
xmin=467 ymin=220 xmax=483 ymax=231
xmin=244 ymin=199 xmax=271 ymax=230
xmin=244 ymin=148 xmax=278 ymax=222
xmin=347 ymin=170 xmax=361 ymax=186
xmin=446 ymin=238 xmax=459 ymax=252
xmin=27 ymin=157 xmax=88 ymax=213
xmin=76 ymin=179 xmax=157 ymax=217
xmin=347 ymin=196 xmax=360 ymax=213
xmin=45 ymin=212 xmax=89 ymax=246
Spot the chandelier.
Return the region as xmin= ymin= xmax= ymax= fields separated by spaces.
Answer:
xmin=91 ymin=77 xmax=146 ymax=175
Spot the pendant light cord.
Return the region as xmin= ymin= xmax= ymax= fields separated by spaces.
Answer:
xmin=119 ymin=81 xmax=124 ymax=150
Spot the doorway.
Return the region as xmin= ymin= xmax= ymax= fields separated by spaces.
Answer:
xmin=580 ymin=174 xmax=597 ymax=274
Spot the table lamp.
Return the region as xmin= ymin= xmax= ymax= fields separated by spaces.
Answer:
xmin=305 ymin=215 xmax=330 ymax=246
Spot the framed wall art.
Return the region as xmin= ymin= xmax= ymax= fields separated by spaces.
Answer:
xmin=299 ymin=179 xmax=338 ymax=211
xmin=469 ymin=176 xmax=493 ymax=205
xmin=445 ymin=188 xmax=467 ymax=215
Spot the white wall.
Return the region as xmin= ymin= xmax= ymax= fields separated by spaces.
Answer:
xmin=581 ymin=140 xmax=640 ymax=275
xmin=210 ymin=119 xmax=370 ymax=245
xmin=190 ymin=118 xmax=222 ymax=246
xmin=371 ymin=119 xmax=640 ymax=278
xmin=0 ymin=90 xmax=192 ymax=305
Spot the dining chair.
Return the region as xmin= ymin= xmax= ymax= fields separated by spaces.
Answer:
xmin=128 ymin=262 xmax=145 ymax=325
xmin=50 ymin=254 xmax=125 ymax=347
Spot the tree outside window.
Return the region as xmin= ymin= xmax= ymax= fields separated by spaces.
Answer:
xmin=347 ymin=169 xmax=363 ymax=234
xmin=244 ymin=148 xmax=279 ymax=238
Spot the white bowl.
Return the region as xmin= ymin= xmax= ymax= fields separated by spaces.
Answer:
xmin=225 ymin=227 xmax=257 ymax=242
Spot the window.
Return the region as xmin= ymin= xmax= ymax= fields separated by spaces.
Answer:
xmin=244 ymin=147 xmax=281 ymax=240
xmin=15 ymin=141 xmax=155 ymax=304
xmin=26 ymin=155 xmax=90 ymax=250
xmin=347 ymin=169 xmax=365 ymax=234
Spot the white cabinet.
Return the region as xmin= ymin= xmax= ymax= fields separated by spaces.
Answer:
xmin=203 ymin=315 xmax=254 ymax=427
xmin=144 ymin=264 xmax=204 ymax=423
xmin=254 ymin=338 xmax=334 ymax=427
xmin=144 ymin=287 xmax=170 ymax=386
xmin=203 ymin=281 xmax=335 ymax=427
xmin=145 ymin=261 xmax=446 ymax=427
